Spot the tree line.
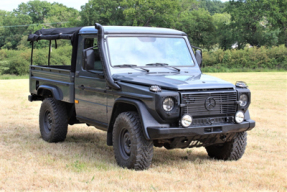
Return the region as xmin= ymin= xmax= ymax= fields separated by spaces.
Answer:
xmin=0 ymin=0 xmax=287 ymax=75
xmin=0 ymin=0 xmax=286 ymax=51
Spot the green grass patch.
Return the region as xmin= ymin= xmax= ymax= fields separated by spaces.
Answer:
xmin=0 ymin=74 xmax=29 ymax=79
xmin=66 ymin=160 xmax=88 ymax=173
xmin=201 ymin=67 xmax=286 ymax=73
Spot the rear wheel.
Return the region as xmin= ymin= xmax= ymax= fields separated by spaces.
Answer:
xmin=113 ymin=111 xmax=154 ymax=170
xmin=39 ymin=98 xmax=68 ymax=142
xmin=205 ymin=132 xmax=247 ymax=160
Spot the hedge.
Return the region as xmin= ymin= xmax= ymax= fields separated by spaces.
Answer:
xmin=0 ymin=45 xmax=286 ymax=75
xmin=202 ymin=45 xmax=287 ymax=71
xmin=0 ymin=45 xmax=72 ymax=75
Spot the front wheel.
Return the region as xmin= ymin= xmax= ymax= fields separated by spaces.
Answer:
xmin=113 ymin=112 xmax=154 ymax=170
xmin=205 ymin=132 xmax=247 ymax=160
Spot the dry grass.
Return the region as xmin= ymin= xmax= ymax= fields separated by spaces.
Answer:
xmin=0 ymin=72 xmax=286 ymax=191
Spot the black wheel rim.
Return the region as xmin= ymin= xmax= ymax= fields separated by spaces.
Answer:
xmin=44 ymin=110 xmax=52 ymax=134
xmin=119 ymin=128 xmax=131 ymax=160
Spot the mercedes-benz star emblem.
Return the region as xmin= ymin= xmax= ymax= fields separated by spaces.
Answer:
xmin=205 ymin=97 xmax=216 ymax=110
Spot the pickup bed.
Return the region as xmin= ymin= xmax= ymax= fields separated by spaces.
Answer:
xmin=29 ymin=66 xmax=74 ymax=103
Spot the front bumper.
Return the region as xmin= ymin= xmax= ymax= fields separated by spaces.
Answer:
xmin=147 ymin=119 xmax=255 ymax=140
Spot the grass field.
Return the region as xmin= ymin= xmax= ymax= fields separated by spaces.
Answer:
xmin=0 ymin=74 xmax=29 ymax=80
xmin=0 ymin=72 xmax=286 ymax=191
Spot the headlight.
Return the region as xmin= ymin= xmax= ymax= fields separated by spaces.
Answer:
xmin=162 ymin=97 xmax=174 ymax=112
xmin=239 ymin=94 xmax=248 ymax=107
xmin=181 ymin=115 xmax=192 ymax=127
xmin=235 ymin=111 xmax=245 ymax=123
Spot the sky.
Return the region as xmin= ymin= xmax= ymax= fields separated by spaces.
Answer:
xmin=1 ymin=0 xmax=90 ymax=12
xmin=1 ymin=0 xmax=229 ymax=12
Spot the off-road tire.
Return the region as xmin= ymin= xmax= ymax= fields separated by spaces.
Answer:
xmin=205 ymin=132 xmax=247 ymax=160
xmin=113 ymin=111 xmax=154 ymax=170
xmin=39 ymin=98 xmax=68 ymax=142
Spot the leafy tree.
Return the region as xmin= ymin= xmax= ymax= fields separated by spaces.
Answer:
xmin=14 ymin=0 xmax=52 ymax=24
xmin=0 ymin=12 xmax=32 ymax=49
xmin=225 ymin=0 xmax=277 ymax=49
xmin=0 ymin=10 xmax=6 ymax=48
xmin=6 ymin=0 xmax=285 ymax=53
xmin=176 ymin=8 xmax=216 ymax=49
xmin=45 ymin=3 xmax=80 ymax=27
xmin=212 ymin=12 xmax=233 ymax=49
xmin=80 ymin=0 xmax=125 ymax=25
xmin=177 ymin=0 xmax=199 ymax=11
xmin=198 ymin=0 xmax=227 ymax=15
xmin=121 ymin=0 xmax=179 ymax=27
xmin=4 ymin=1 xmax=80 ymax=50
xmin=266 ymin=0 xmax=287 ymax=47
xmin=13 ymin=0 xmax=80 ymax=29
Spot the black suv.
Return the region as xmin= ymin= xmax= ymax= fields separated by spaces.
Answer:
xmin=28 ymin=23 xmax=255 ymax=170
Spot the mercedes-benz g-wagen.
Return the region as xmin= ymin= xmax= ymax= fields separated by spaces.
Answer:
xmin=27 ymin=23 xmax=255 ymax=170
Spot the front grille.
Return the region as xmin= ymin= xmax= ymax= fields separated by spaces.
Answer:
xmin=181 ymin=91 xmax=237 ymax=116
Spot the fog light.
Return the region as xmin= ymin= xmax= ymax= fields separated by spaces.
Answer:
xmin=181 ymin=115 xmax=192 ymax=127
xmin=235 ymin=111 xmax=245 ymax=123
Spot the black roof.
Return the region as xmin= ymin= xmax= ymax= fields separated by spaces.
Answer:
xmin=27 ymin=27 xmax=82 ymax=42
xmin=79 ymin=26 xmax=186 ymax=36
xmin=28 ymin=26 xmax=186 ymax=42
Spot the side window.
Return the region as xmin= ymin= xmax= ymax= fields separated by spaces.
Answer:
xmin=84 ymin=38 xmax=103 ymax=71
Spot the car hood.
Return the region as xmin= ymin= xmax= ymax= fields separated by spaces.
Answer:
xmin=113 ymin=73 xmax=235 ymax=90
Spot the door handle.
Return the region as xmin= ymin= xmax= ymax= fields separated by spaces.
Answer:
xmin=79 ymin=85 xmax=85 ymax=90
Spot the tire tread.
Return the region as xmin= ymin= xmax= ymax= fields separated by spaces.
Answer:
xmin=205 ymin=132 xmax=247 ymax=160
xmin=113 ymin=111 xmax=153 ymax=170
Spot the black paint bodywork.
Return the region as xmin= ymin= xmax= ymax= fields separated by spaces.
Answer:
xmin=28 ymin=24 xmax=256 ymax=148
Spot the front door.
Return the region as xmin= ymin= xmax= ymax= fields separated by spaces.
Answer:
xmin=74 ymin=36 xmax=108 ymax=129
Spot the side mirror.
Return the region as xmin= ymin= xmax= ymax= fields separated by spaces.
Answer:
xmin=83 ymin=48 xmax=95 ymax=71
xmin=195 ymin=50 xmax=202 ymax=67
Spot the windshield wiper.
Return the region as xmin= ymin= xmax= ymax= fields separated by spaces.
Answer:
xmin=114 ymin=64 xmax=149 ymax=72
xmin=146 ymin=63 xmax=180 ymax=72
